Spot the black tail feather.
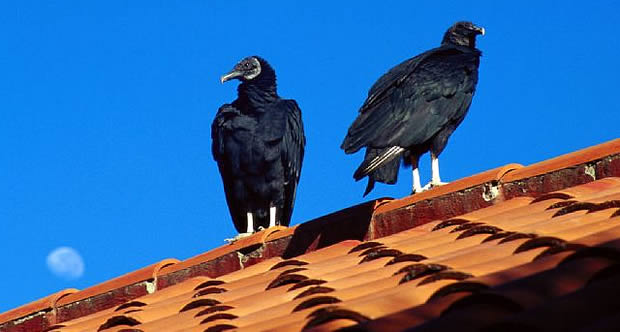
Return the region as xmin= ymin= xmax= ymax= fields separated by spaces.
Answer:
xmin=353 ymin=146 xmax=405 ymax=181
xmin=358 ymin=147 xmax=402 ymax=196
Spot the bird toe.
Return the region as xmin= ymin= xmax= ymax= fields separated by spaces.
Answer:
xmin=224 ymin=232 xmax=254 ymax=244
xmin=421 ymin=181 xmax=449 ymax=192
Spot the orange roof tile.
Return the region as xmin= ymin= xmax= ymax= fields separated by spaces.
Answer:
xmin=3 ymin=137 xmax=620 ymax=332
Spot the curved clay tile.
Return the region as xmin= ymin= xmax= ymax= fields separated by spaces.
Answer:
xmin=418 ymin=271 xmax=473 ymax=286
xmin=269 ymin=259 xmax=309 ymax=270
xmin=0 ymin=288 xmax=78 ymax=325
xmin=193 ymin=287 xmax=228 ymax=298
xmin=456 ymin=225 xmax=503 ymax=239
xmin=441 ymin=291 xmax=523 ymax=316
xmin=450 ymin=222 xmax=485 ymax=233
xmin=588 ymin=199 xmax=620 ymax=213
xmin=194 ymin=280 xmax=226 ymax=291
xmin=179 ymin=299 xmax=221 ymax=313
xmin=348 ymin=241 xmax=384 ymax=254
xmin=375 ymin=163 xmax=522 ymax=214
xmin=498 ymin=233 xmax=538 ymax=244
xmin=552 ymin=212 xmax=620 ymax=240
xmin=584 ymin=263 xmax=620 ymax=286
xmin=531 ymin=192 xmax=574 ymax=203
xmin=359 ymin=249 xmax=403 ymax=264
xmin=97 ymin=315 xmax=141 ymax=331
xmin=358 ymin=246 xmax=388 ymax=257
xmin=553 ymin=202 xmax=598 ymax=217
xmin=559 ymin=246 xmax=620 ymax=266
xmin=513 ymin=236 xmax=568 ymax=254
xmin=397 ymin=264 xmax=448 ymax=284
xmin=288 ymin=279 xmax=327 ymax=292
xmin=114 ymin=301 xmax=147 ymax=312
xmin=432 ymin=218 xmax=470 ymax=231
xmin=276 ymin=267 xmax=308 ymax=277
xmin=546 ymin=200 xmax=578 ymax=210
xmin=203 ymin=323 xmax=237 ymax=332
xmin=265 ymin=273 xmax=309 ymax=290
xmin=482 ymin=231 xmax=517 ymax=243
xmin=292 ymin=296 xmax=342 ymax=312
xmin=57 ymin=258 xmax=179 ymax=309
xmin=293 ymin=286 xmax=335 ymax=300
xmin=501 ymin=139 xmax=620 ymax=183
xmin=448 ymin=196 xmax=535 ymax=223
xmin=386 ymin=253 xmax=427 ymax=265
xmin=194 ymin=305 xmax=234 ymax=318
xmin=426 ymin=281 xmax=489 ymax=303
xmin=199 ymin=313 xmax=238 ymax=325
xmin=303 ymin=306 xmax=370 ymax=330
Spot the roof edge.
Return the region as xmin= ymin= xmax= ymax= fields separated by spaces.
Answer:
xmin=2 ymin=138 xmax=619 ymax=330
xmin=0 ymin=288 xmax=77 ymax=329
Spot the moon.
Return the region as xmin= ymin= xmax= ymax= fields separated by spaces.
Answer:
xmin=46 ymin=247 xmax=85 ymax=280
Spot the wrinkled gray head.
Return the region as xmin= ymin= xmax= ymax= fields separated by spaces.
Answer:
xmin=442 ymin=21 xmax=485 ymax=48
xmin=220 ymin=56 xmax=262 ymax=83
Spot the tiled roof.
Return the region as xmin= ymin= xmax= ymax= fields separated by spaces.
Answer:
xmin=2 ymin=138 xmax=620 ymax=332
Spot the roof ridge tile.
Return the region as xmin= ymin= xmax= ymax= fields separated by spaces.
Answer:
xmin=502 ymin=138 xmax=620 ymax=183
xmin=56 ymin=258 xmax=179 ymax=308
xmin=374 ymin=163 xmax=522 ymax=214
xmin=0 ymin=288 xmax=78 ymax=326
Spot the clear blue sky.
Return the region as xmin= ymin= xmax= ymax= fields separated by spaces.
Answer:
xmin=1 ymin=1 xmax=618 ymax=312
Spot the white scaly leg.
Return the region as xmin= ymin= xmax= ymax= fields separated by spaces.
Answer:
xmin=269 ymin=206 xmax=277 ymax=228
xmin=224 ymin=212 xmax=255 ymax=243
xmin=246 ymin=212 xmax=254 ymax=233
xmin=411 ymin=155 xmax=422 ymax=194
xmin=412 ymin=167 xmax=422 ymax=194
xmin=422 ymin=152 xmax=448 ymax=191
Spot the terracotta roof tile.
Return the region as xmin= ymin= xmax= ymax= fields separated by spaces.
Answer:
xmin=502 ymin=138 xmax=620 ymax=183
xmin=481 ymin=271 xmax=620 ymax=331
xmin=4 ymin=138 xmax=620 ymax=332
xmin=374 ymin=163 xmax=522 ymax=214
xmin=57 ymin=258 xmax=178 ymax=307
xmin=0 ymin=288 xmax=77 ymax=325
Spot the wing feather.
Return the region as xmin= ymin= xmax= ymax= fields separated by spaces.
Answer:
xmin=342 ymin=46 xmax=479 ymax=153
xmin=278 ymin=100 xmax=305 ymax=226
xmin=211 ymin=104 xmax=253 ymax=233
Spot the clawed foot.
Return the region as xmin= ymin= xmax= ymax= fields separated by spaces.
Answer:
xmin=224 ymin=232 xmax=254 ymax=244
xmin=421 ymin=181 xmax=449 ymax=192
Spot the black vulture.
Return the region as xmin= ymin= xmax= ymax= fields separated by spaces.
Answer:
xmin=341 ymin=21 xmax=485 ymax=196
xmin=212 ymin=56 xmax=305 ymax=242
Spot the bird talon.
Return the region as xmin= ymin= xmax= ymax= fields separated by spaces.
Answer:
xmin=224 ymin=232 xmax=254 ymax=244
xmin=421 ymin=181 xmax=449 ymax=192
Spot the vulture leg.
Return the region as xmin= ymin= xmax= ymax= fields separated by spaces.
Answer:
xmin=269 ymin=206 xmax=277 ymax=228
xmin=422 ymin=152 xmax=448 ymax=191
xmin=224 ymin=213 xmax=255 ymax=243
xmin=411 ymin=155 xmax=423 ymax=194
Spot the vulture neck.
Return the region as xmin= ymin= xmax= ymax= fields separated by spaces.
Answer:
xmin=441 ymin=33 xmax=477 ymax=49
xmin=236 ymin=69 xmax=278 ymax=112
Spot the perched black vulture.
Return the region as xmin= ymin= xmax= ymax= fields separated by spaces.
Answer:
xmin=212 ymin=56 xmax=305 ymax=241
xmin=342 ymin=21 xmax=484 ymax=196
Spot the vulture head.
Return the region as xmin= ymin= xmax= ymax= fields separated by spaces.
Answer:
xmin=442 ymin=21 xmax=485 ymax=48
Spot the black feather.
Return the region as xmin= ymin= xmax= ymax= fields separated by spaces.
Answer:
xmin=341 ymin=21 xmax=483 ymax=195
xmin=212 ymin=56 xmax=306 ymax=233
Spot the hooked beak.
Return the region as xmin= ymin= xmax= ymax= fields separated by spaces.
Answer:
xmin=474 ymin=25 xmax=485 ymax=36
xmin=220 ymin=70 xmax=242 ymax=84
